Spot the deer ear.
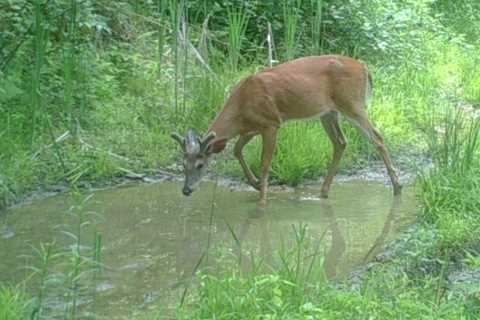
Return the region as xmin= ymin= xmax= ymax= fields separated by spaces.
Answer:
xmin=171 ymin=132 xmax=185 ymax=150
xmin=200 ymin=131 xmax=216 ymax=153
xmin=205 ymin=139 xmax=227 ymax=154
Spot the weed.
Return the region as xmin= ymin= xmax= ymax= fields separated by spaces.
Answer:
xmin=0 ymin=286 xmax=30 ymax=320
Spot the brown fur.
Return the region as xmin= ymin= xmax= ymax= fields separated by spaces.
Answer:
xmin=203 ymin=55 xmax=401 ymax=204
xmin=208 ymin=55 xmax=370 ymax=137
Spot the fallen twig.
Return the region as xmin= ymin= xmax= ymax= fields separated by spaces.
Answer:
xmin=78 ymin=137 xmax=134 ymax=164
xmin=31 ymin=130 xmax=71 ymax=160
xmin=117 ymin=167 xmax=145 ymax=179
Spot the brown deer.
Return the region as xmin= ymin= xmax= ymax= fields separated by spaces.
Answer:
xmin=171 ymin=55 xmax=402 ymax=204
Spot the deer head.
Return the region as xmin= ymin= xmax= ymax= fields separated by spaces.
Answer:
xmin=171 ymin=129 xmax=221 ymax=196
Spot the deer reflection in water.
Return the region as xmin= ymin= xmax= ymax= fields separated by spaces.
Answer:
xmin=231 ymin=201 xmax=348 ymax=279
xmin=172 ymin=194 xmax=404 ymax=298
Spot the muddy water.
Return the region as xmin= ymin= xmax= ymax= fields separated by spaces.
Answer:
xmin=0 ymin=180 xmax=417 ymax=318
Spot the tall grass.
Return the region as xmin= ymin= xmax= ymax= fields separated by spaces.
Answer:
xmin=407 ymin=100 xmax=480 ymax=315
xmin=310 ymin=0 xmax=323 ymax=54
xmin=30 ymin=0 xmax=46 ymax=145
xmin=32 ymin=0 xmax=69 ymax=173
xmin=90 ymin=231 xmax=103 ymax=319
xmin=63 ymin=0 xmax=78 ymax=134
xmin=419 ymin=107 xmax=480 ymax=247
xmin=168 ymin=0 xmax=181 ymax=116
xmin=78 ymin=47 xmax=89 ymax=122
xmin=63 ymin=192 xmax=91 ymax=319
xmin=460 ymin=53 xmax=480 ymax=104
xmin=181 ymin=7 xmax=189 ymax=114
xmin=156 ymin=7 xmax=166 ymax=78
xmin=29 ymin=242 xmax=58 ymax=320
xmin=226 ymin=7 xmax=249 ymax=73
xmin=283 ymin=0 xmax=302 ymax=61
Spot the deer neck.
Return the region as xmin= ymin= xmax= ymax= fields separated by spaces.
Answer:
xmin=207 ymin=104 xmax=240 ymax=142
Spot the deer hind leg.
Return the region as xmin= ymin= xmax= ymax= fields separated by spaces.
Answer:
xmin=234 ymin=133 xmax=260 ymax=190
xmin=320 ymin=112 xmax=347 ymax=198
xmin=258 ymin=127 xmax=278 ymax=205
xmin=347 ymin=109 xmax=402 ymax=195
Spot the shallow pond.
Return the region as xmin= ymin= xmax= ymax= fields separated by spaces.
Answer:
xmin=0 ymin=180 xmax=417 ymax=318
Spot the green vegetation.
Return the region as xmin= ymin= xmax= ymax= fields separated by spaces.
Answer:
xmin=1 ymin=0 xmax=480 ymax=319
xmin=0 ymin=287 xmax=30 ymax=320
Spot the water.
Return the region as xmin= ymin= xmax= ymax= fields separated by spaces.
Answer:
xmin=0 ymin=180 xmax=417 ymax=318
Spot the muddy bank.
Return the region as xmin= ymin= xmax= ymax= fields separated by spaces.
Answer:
xmin=1 ymin=157 xmax=417 ymax=212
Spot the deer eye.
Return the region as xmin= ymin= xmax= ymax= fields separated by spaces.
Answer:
xmin=196 ymin=163 xmax=204 ymax=170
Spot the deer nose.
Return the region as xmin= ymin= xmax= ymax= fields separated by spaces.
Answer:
xmin=182 ymin=186 xmax=193 ymax=196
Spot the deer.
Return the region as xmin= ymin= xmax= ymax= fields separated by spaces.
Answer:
xmin=171 ymin=55 xmax=402 ymax=205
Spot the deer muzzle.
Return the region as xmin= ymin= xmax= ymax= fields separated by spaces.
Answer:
xmin=182 ymin=185 xmax=193 ymax=196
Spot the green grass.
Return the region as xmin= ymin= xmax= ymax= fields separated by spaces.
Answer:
xmin=282 ymin=0 xmax=301 ymax=61
xmin=310 ymin=0 xmax=324 ymax=54
xmin=0 ymin=287 xmax=30 ymax=320
xmin=227 ymin=7 xmax=249 ymax=72
xmin=176 ymin=274 xmax=470 ymax=319
xmin=172 ymin=223 xmax=477 ymax=319
xmin=419 ymin=109 xmax=480 ymax=249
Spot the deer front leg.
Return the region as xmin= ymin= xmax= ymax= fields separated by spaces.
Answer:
xmin=234 ymin=134 xmax=260 ymax=190
xmin=258 ymin=127 xmax=278 ymax=206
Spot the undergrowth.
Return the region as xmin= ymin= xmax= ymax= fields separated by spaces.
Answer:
xmin=1 ymin=0 xmax=480 ymax=319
